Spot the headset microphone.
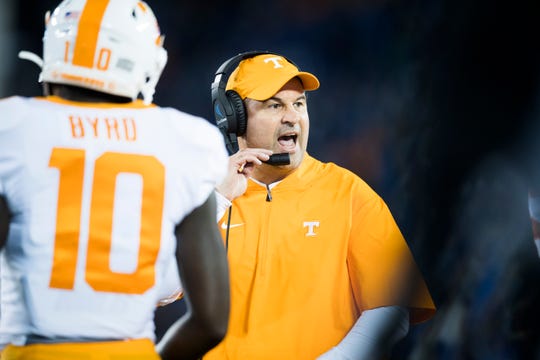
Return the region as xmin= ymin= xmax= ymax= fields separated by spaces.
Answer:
xmin=263 ymin=153 xmax=290 ymax=166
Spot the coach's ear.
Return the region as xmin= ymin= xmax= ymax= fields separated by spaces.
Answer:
xmin=0 ymin=195 xmax=11 ymax=249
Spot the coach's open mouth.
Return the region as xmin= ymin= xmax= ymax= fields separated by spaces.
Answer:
xmin=278 ymin=133 xmax=297 ymax=152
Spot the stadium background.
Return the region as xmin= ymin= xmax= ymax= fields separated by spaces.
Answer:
xmin=1 ymin=0 xmax=539 ymax=358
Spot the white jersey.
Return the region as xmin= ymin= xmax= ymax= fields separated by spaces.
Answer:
xmin=0 ymin=96 xmax=228 ymax=346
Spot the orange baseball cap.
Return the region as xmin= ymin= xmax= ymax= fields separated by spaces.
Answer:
xmin=226 ymin=54 xmax=320 ymax=100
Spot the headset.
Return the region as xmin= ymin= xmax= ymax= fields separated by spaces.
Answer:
xmin=210 ymin=50 xmax=299 ymax=156
xmin=211 ymin=50 xmax=269 ymax=154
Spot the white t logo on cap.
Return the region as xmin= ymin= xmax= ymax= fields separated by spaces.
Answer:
xmin=264 ymin=57 xmax=285 ymax=69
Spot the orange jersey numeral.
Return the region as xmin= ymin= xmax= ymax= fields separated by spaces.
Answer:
xmin=49 ymin=148 xmax=165 ymax=294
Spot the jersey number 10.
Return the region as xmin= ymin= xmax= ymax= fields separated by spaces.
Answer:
xmin=48 ymin=148 xmax=164 ymax=294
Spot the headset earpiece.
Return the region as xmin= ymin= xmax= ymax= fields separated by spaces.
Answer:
xmin=211 ymin=50 xmax=271 ymax=154
xmin=226 ymin=90 xmax=247 ymax=136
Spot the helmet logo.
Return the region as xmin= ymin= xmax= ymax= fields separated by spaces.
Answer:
xmin=64 ymin=11 xmax=81 ymax=21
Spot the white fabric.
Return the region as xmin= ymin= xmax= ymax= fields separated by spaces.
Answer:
xmin=215 ymin=190 xmax=231 ymax=222
xmin=317 ymin=306 xmax=409 ymax=360
xmin=0 ymin=96 xmax=228 ymax=345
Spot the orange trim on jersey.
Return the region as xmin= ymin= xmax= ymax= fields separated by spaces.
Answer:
xmin=38 ymin=96 xmax=156 ymax=109
xmin=2 ymin=339 xmax=160 ymax=360
xmin=72 ymin=0 xmax=110 ymax=68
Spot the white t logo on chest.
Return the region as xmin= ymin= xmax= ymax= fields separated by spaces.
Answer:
xmin=303 ymin=221 xmax=320 ymax=237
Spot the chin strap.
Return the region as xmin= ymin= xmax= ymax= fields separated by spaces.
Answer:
xmin=140 ymin=82 xmax=156 ymax=105
xmin=141 ymin=47 xmax=168 ymax=105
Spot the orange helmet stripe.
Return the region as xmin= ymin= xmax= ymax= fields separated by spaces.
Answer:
xmin=72 ymin=0 xmax=110 ymax=68
xmin=137 ymin=1 xmax=148 ymax=13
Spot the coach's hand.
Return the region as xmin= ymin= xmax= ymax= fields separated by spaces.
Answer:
xmin=216 ymin=148 xmax=271 ymax=201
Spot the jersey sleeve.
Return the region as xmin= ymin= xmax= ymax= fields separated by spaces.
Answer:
xmin=184 ymin=119 xmax=228 ymax=209
xmin=0 ymin=97 xmax=25 ymax=199
xmin=155 ymin=110 xmax=228 ymax=303
xmin=347 ymin=185 xmax=436 ymax=324
xmin=164 ymin=108 xmax=229 ymax=215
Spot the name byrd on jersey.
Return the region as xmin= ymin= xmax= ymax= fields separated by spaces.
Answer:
xmin=68 ymin=114 xmax=137 ymax=141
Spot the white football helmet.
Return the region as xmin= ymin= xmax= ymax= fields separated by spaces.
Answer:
xmin=20 ymin=0 xmax=167 ymax=104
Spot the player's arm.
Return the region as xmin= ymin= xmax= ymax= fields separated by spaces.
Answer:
xmin=157 ymin=192 xmax=230 ymax=360
xmin=0 ymin=195 xmax=10 ymax=249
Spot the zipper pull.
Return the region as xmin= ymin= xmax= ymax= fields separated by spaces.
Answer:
xmin=265 ymin=184 xmax=272 ymax=202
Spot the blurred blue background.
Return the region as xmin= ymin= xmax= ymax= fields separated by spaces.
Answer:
xmin=2 ymin=0 xmax=540 ymax=358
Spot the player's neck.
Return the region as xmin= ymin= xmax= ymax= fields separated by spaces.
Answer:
xmin=45 ymin=83 xmax=132 ymax=104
